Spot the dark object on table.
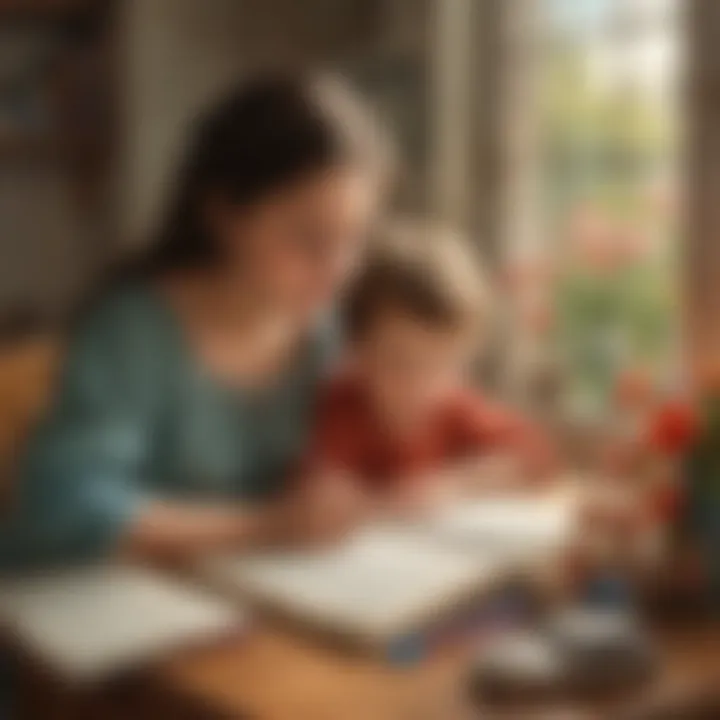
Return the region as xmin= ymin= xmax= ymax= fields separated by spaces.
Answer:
xmin=468 ymin=609 xmax=657 ymax=706
xmin=468 ymin=631 xmax=565 ymax=704
xmin=681 ymin=392 xmax=720 ymax=609
xmin=583 ymin=572 xmax=636 ymax=610
xmin=550 ymin=609 xmax=657 ymax=692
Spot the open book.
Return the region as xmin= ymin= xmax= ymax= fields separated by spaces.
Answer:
xmin=199 ymin=490 xmax=578 ymax=649
xmin=0 ymin=493 xmax=578 ymax=675
xmin=202 ymin=526 xmax=499 ymax=648
xmin=0 ymin=565 xmax=243 ymax=682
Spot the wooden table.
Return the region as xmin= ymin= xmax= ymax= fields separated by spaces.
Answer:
xmin=10 ymin=481 xmax=720 ymax=718
xmin=12 ymin=597 xmax=720 ymax=719
xmin=151 ymin=620 xmax=720 ymax=720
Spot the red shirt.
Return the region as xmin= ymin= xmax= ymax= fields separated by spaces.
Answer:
xmin=303 ymin=374 xmax=554 ymax=490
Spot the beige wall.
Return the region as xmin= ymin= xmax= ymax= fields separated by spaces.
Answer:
xmin=119 ymin=0 xmax=249 ymax=244
xmin=0 ymin=163 xmax=86 ymax=317
xmin=118 ymin=0 xmax=430 ymax=245
xmin=688 ymin=0 xmax=720 ymax=379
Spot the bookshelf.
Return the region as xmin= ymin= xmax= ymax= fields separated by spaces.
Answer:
xmin=0 ymin=0 xmax=117 ymax=327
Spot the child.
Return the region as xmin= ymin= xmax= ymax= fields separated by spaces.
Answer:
xmin=302 ymin=221 xmax=556 ymax=514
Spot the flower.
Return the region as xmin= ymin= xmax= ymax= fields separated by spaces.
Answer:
xmin=614 ymin=367 xmax=655 ymax=411
xmin=647 ymin=399 xmax=699 ymax=456
xmin=611 ymin=226 xmax=653 ymax=266
xmin=503 ymin=255 xmax=551 ymax=293
xmin=565 ymin=205 xmax=654 ymax=273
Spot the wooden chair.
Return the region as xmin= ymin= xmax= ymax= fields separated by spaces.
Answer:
xmin=0 ymin=338 xmax=59 ymax=503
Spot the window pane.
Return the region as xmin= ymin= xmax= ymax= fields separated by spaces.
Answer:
xmin=530 ymin=0 xmax=682 ymax=419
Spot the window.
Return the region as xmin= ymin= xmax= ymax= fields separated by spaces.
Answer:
xmin=505 ymin=0 xmax=683 ymax=422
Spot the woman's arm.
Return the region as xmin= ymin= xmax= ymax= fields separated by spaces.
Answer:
xmin=0 ymin=293 xmax=367 ymax=570
xmin=121 ymin=471 xmax=369 ymax=562
xmin=119 ymin=502 xmax=274 ymax=562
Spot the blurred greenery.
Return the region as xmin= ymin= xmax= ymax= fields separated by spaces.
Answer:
xmin=538 ymin=25 xmax=678 ymax=415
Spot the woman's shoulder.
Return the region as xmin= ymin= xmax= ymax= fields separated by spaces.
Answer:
xmin=67 ymin=280 xmax=180 ymax=384
xmin=76 ymin=280 xmax=172 ymax=342
xmin=47 ymin=280 xmax=185 ymax=413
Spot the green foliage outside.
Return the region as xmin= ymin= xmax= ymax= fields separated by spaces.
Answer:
xmin=538 ymin=36 xmax=678 ymax=416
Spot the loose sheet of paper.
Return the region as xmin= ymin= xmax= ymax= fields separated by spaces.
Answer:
xmin=0 ymin=565 xmax=242 ymax=682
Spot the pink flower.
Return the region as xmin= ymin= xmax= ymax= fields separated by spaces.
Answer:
xmin=614 ymin=367 xmax=656 ymax=411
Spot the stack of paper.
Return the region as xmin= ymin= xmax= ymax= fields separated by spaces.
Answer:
xmin=0 ymin=565 xmax=243 ymax=681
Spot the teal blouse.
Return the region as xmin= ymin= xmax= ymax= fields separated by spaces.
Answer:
xmin=0 ymin=283 xmax=334 ymax=568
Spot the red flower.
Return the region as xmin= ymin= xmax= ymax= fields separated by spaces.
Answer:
xmin=647 ymin=400 xmax=699 ymax=456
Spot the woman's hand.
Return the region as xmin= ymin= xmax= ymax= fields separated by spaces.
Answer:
xmin=122 ymin=473 xmax=370 ymax=562
xmin=265 ymin=470 xmax=370 ymax=546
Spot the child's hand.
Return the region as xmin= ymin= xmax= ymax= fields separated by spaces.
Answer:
xmin=460 ymin=453 xmax=541 ymax=494
xmin=379 ymin=475 xmax=458 ymax=520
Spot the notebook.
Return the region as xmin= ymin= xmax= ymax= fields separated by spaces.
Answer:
xmin=0 ymin=565 xmax=243 ymax=682
xmin=201 ymin=526 xmax=501 ymax=647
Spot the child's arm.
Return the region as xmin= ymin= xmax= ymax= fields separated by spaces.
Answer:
xmin=448 ymin=394 xmax=559 ymax=493
xmin=291 ymin=379 xmax=377 ymax=530
xmin=362 ymin=399 xmax=559 ymax=518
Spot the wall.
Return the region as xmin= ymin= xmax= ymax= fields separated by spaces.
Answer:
xmin=118 ymin=0 xmax=431 ymax=245
xmin=688 ymin=0 xmax=720 ymax=379
xmin=0 ymin=160 xmax=85 ymax=322
xmin=119 ymin=0 xmax=250 ymax=244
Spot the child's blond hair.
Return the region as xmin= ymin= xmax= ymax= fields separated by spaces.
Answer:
xmin=346 ymin=218 xmax=492 ymax=339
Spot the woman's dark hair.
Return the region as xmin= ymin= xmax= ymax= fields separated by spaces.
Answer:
xmin=140 ymin=72 xmax=390 ymax=274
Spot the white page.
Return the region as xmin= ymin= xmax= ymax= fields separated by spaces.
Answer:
xmin=204 ymin=526 xmax=496 ymax=642
xmin=0 ymin=565 xmax=243 ymax=682
xmin=426 ymin=492 xmax=576 ymax=561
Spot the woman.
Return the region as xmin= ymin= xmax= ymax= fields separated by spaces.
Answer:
xmin=0 ymin=73 xmax=389 ymax=568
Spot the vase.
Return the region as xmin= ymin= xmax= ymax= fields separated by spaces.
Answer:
xmin=683 ymin=395 xmax=720 ymax=606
